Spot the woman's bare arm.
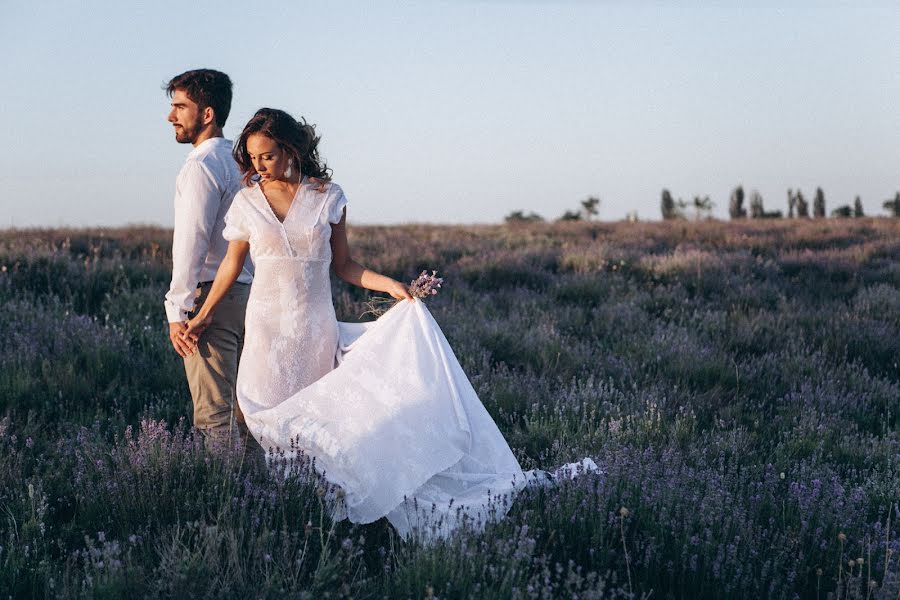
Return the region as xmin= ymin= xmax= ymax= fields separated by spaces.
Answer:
xmin=330 ymin=210 xmax=412 ymax=300
xmin=182 ymin=240 xmax=250 ymax=344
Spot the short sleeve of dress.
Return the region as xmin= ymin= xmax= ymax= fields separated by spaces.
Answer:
xmin=223 ymin=194 xmax=251 ymax=242
xmin=327 ymin=183 xmax=348 ymax=224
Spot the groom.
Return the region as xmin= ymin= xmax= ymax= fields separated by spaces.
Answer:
xmin=163 ymin=68 xmax=254 ymax=448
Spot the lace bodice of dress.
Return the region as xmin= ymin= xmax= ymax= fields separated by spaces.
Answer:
xmin=223 ymin=177 xmax=347 ymax=262
xmin=223 ymin=178 xmax=348 ymax=413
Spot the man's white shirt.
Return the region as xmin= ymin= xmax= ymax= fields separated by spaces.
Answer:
xmin=164 ymin=137 xmax=253 ymax=323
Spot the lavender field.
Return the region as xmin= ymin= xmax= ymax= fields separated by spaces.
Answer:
xmin=1 ymin=219 xmax=898 ymax=599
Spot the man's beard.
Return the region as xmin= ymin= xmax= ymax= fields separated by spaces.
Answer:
xmin=174 ymin=115 xmax=204 ymax=144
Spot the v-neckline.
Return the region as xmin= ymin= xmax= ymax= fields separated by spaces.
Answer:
xmin=258 ymin=177 xmax=305 ymax=225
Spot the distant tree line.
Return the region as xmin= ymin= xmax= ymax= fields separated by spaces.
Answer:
xmin=660 ymin=191 xmax=716 ymax=221
xmin=663 ymin=187 xmax=900 ymax=220
xmin=503 ymin=189 xmax=900 ymax=224
xmin=505 ymin=196 xmax=602 ymax=224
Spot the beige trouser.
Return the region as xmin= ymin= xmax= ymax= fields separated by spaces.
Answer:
xmin=184 ymin=281 xmax=255 ymax=451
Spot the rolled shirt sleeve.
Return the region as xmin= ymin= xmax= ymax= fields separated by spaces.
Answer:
xmin=164 ymin=160 xmax=222 ymax=323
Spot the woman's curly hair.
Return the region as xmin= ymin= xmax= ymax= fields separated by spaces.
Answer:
xmin=233 ymin=108 xmax=331 ymax=186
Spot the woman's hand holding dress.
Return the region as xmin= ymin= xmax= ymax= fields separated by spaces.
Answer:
xmin=384 ymin=279 xmax=413 ymax=301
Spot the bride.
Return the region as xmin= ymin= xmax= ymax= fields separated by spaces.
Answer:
xmin=183 ymin=108 xmax=588 ymax=540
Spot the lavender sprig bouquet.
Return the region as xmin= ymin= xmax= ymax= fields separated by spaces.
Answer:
xmin=361 ymin=270 xmax=444 ymax=319
xmin=408 ymin=270 xmax=443 ymax=299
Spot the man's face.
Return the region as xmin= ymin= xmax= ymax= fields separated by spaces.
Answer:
xmin=167 ymin=89 xmax=204 ymax=144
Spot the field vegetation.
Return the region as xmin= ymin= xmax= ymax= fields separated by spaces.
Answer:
xmin=1 ymin=218 xmax=898 ymax=598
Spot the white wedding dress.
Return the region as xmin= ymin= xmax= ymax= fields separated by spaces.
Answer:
xmin=223 ymin=178 xmax=595 ymax=539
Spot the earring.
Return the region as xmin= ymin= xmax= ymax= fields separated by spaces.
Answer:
xmin=284 ymin=159 xmax=294 ymax=179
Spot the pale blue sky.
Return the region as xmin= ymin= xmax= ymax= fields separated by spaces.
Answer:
xmin=1 ymin=1 xmax=897 ymax=226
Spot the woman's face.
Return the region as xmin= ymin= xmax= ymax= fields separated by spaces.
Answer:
xmin=246 ymin=133 xmax=290 ymax=182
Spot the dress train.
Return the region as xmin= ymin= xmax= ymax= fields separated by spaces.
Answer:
xmin=242 ymin=299 xmax=599 ymax=540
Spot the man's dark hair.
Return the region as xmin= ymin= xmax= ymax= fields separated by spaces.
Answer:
xmin=165 ymin=69 xmax=233 ymax=127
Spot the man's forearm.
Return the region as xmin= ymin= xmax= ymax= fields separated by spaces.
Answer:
xmin=165 ymin=254 xmax=208 ymax=322
xmin=165 ymin=222 xmax=214 ymax=322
